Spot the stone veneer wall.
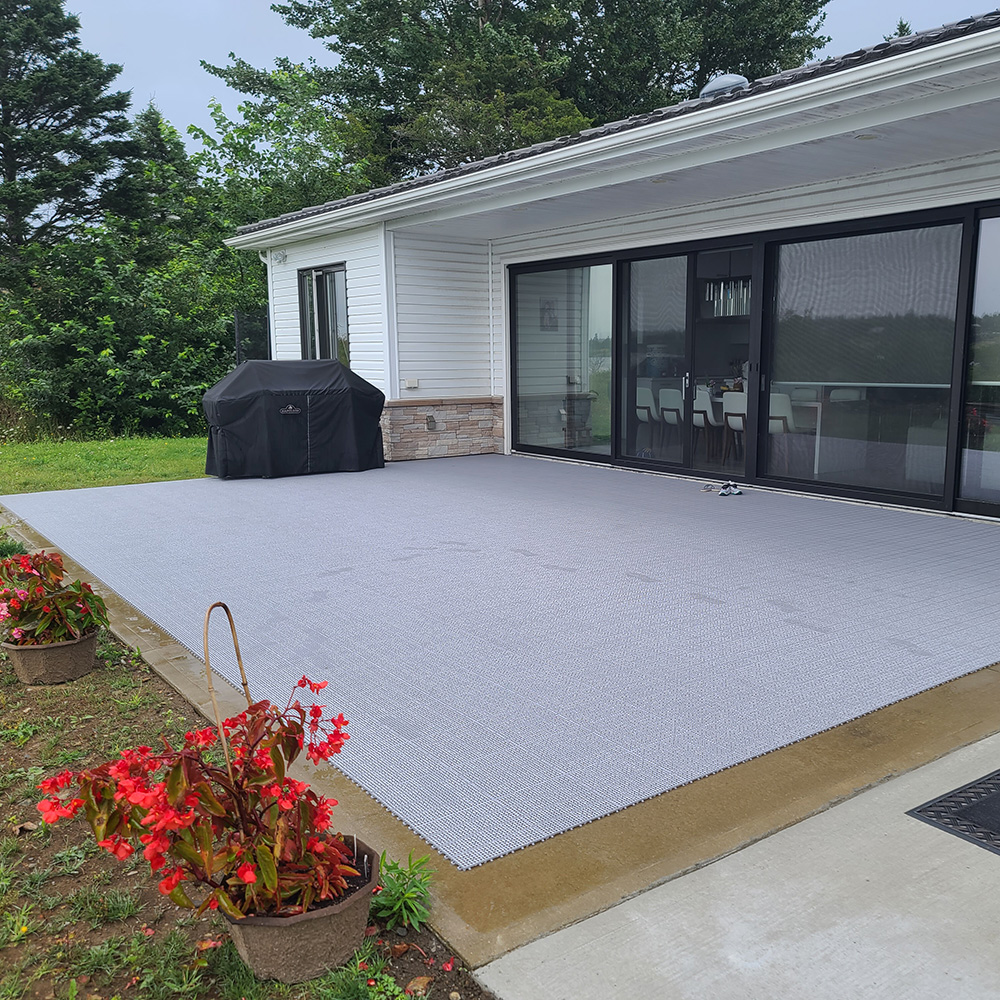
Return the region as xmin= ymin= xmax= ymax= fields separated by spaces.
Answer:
xmin=380 ymin=396 xmax=504 ymax=461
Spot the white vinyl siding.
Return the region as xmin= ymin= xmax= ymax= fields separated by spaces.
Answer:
xmin=392 ymin=233 xmax=491 ymax=397
xmin=268 ymin=226 xmax=386 ymax=391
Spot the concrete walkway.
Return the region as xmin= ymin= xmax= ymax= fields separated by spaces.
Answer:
xmin=477 ymin=730 xmax=1000 ymax=999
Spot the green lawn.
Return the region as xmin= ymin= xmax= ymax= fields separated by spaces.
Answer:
xmin=0 ymin=437 xmax=208 ymax=494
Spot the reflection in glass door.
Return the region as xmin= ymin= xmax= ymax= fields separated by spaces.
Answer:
xmin=621 ymin=256 xmax=688 ymax=463
xmin=691 ymin=248 xmax=751 ymax=477
xmin=767 ymin=225 xmax=961 ymax=493
xmin=513 ymin=265 xmax=613 ymax=455
xmin=961 ymin=216 xmax=1000 ymax=503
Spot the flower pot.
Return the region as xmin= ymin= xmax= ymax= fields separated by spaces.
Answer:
xmin=224 ymin=838 xmax=379 ymax=984
xmin=1 ymin=631 xmax=98 ymax=684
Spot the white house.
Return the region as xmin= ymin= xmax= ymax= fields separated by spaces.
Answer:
xmin=226 ymin=11 xmax=1000 ymax=517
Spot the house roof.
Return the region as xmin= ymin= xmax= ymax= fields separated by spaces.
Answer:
xmin=234 ymin=9 xmax=1000 ymax=239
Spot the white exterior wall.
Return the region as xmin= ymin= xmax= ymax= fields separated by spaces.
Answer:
xmin=267 ymin=225 xmax=386 ymax=392
xmin=391 ymin=233 xmax=492 ymax=398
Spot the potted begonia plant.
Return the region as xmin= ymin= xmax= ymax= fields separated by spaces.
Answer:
xmin=0 ymin=551 xmax=110 ymax=683
xmin=36 ymin=603 xmax=378 ymax=983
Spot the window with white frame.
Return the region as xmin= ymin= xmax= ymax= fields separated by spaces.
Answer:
xmin=298 ymin=264 xmax=349 ymax=365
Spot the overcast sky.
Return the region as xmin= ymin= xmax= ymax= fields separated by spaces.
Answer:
xmin=69 ymin=0 xmax=982 ymax=149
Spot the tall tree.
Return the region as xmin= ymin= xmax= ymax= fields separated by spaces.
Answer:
xmin=0 ymin=0 xmax=133 ymax=276
xmin=0 ymin=0 xmax=131 ymax=255
xmin=207 ymin=0 xmax=828 ymax=181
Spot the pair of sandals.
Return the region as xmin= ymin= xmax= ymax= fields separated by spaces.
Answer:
xmin=701 ymin=481 xmax=743 ymax=495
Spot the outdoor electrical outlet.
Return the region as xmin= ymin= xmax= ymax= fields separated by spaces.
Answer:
xmin=404 ymin=378 xmax=420 ymax=389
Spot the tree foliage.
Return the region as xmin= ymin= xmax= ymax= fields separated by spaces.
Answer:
xmin=206 ymin=0 xmax=829 ymax=178
xmin=0 ymin=0 xmax=133 ymax=277
xmin=190 ymin=67 xmax=368 ymax=226
xmin=1 ymin=223 xmax=238 ymax=437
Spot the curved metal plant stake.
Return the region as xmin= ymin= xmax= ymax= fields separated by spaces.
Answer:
xmin=202 ymin=601 xmax=254 ymax=783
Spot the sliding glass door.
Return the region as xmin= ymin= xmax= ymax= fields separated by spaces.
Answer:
xmin=765 ymin=224 xmax=962 ymax=495
xmin=621 ymin=256 xmax=687 ymax=463
xmin=960 ymin=216 xmax=1000 ymax=503
xmin=512 ymin=264 xmax=613 ymax=455
xmin=620 ymin=247 xmax=751 ymax=477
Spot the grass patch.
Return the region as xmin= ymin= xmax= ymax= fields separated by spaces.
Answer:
xmin=52 ymin=842 xmax=99 ymax=876
xmin=0 ymin=903 xmax=41 ymax=948
xmin=0 ymin=538 xmax=27 ymax=559
xmin=68 ymin=886 xmax=142 ymax=928
xmin=20 ymin=868 xmax=54 ymax=901
xmin=0 ymin=722 xmax=39 ymax=748
xmin=0 ymin=437 xmax=207 ymax=493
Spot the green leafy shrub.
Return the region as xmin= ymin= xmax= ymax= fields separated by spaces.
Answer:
xmin=370 ymin=853 xmax=434 ymax=931
xmin=0 ymin=225 xmax=239 ymax=438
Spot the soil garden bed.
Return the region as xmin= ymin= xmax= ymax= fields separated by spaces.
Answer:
xmin=0 ymin=629 xmax=497 ymax=1000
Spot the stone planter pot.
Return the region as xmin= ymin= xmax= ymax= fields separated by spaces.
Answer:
xmin=1 ymin=631 xmax=98 ymax=684
xmin=224 ymin=839 xmax=379 ymax=984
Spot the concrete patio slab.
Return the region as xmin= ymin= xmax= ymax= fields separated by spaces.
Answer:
xmin=477 ymin=728 xmax=1000 ymax=999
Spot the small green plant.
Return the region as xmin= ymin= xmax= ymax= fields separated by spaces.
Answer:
xmin=68 ymin=885 xmax=142 ymax=927
xmin=0 ymin=722 xmax=39 ymax=747
xmin=0 ymin=969 xmax=26 ymax=1000
xmin=52 ymin=841 xmax=98 ymax=875
xmin=0 ymin=837 xmax=20 ymax=860
xmin=0 ymin=540 xmax=27 ymax=560
xmin=370 ymin=853 xmax=435 ymax=931
xmin=67 ymin=935 xmax=127 ymax=977
xmin=0 ymin=529 xmax=27 ymax=560
xmin=0 ymin=858 xmax=18 ymax=897
xmin=19 ymin=867 xmax=53 ymax=900
xmin=0 ymin=903 xmax=41 ymax=947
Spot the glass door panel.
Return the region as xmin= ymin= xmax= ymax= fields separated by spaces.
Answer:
xmin=513 ymin=265 xmax=613 ymax=455
xmin=621 ymin=256 xmax=688 ymax=462
xmin=960 ymin=217 xmax=1000 ymax=502
xmin=767 ymin=225 xmax=961 ymax=493
xmin=691 ymin=247 xmax=751 ymax=476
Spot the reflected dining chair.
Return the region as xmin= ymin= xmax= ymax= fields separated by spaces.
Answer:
xmin=658 ymin=387 xmax=684 ymax=453
xmin=768 ymin=392 xmax=797 ymax=474
xmin=635 ymin=386 xmax=662 ymax=456
xmin=693 ymin=386 xmax=723 ymax=460
xmin=721 ymin=391 xmax=747 ymax=465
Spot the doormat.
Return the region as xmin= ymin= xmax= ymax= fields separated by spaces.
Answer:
xmin=908 ymin=769 xmax=1000 ymax=857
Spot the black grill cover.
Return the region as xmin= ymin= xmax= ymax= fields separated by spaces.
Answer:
xmin=203 ymin=360 xmax=385 ymax=478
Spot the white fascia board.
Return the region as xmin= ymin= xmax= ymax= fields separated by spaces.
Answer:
xmin=225 ymin=27 xmax=1000 ymax=250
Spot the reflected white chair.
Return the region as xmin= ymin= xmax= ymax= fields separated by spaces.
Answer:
xmin=768 ymin=392 xmax=797 ymax=474
xmin=693 ymin=386 xmax=723 ymax=459
xmin=791 ymin=386 xmax=819 ymax=401
xmin=722 ymin=391 xmax=747 ymax=465
xmin=658 ymin=388 xmax=684 ymax=452
xmin=790 ymin=386 xmax=819 ymax=432
xmin=830 ymin=387 xmax=863 ymax=401
xmin=635 ymin=386 xmax=662 ymax=456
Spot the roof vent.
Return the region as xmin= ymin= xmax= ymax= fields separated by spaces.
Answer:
xmin=699 ymin=73 xmax=750 ymax=99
